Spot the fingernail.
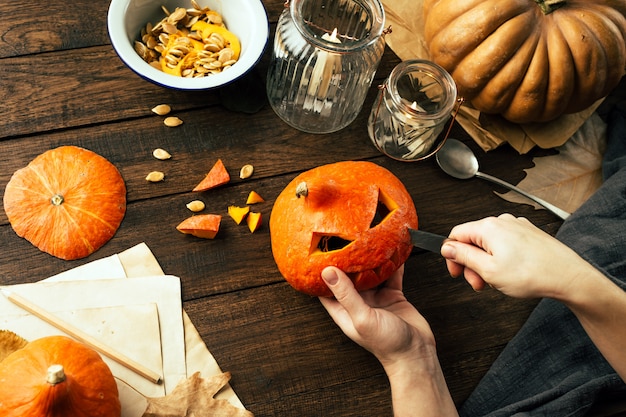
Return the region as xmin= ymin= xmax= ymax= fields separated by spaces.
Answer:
xmin=321 ymin=268 xmax=339 ymax=286
xmin=441 ymin=243 xmax=456 ymax=259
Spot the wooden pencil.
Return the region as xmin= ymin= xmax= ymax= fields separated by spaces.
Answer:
xmin=1 ymin=288 xmax=162 ymax=384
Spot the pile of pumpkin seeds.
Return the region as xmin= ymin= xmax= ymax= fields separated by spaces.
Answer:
xmin=134 ymin=0 xmax=238 ymax=78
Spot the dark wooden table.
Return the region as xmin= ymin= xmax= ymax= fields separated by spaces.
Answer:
xmin=0 ymin=1 xmax=623 ymax=415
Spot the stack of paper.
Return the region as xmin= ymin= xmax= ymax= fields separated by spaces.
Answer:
xmin=0 ymin=243 xmax=244 ymax=417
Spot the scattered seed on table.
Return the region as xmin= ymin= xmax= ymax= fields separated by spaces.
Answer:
xmin=164 ymin=116 xmax=183 ymax=127
xmin=153 ymin=148 xmax=172 ymax=160
xmin=240 ymin=164 xmax=254 ymax=179
xmin=151 ymin=104 xmax=171 ymax=116
xmin=145 ymin=171 xmax=165 ymax=182
xmin=186 ymin=200 xmax=206 ymax=212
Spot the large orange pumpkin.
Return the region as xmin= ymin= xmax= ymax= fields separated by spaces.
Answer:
xmin=270 ymin=161 xmax=418 ymax=297
xmin=423 ymin=0 xmax=626 ymax=123
xmin=0 ymin=335 xmax=122 ymax=417
xmin=3 ymin=146 xmax=126 ymax=260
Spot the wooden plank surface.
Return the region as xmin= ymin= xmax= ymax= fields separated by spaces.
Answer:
xmin=0 ymin=1 xmax=623 ymax=416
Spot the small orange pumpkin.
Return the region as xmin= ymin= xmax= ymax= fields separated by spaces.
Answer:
xmin=0 ymin=335 xmax=122 ymax=417
xmin=270 ymin=161 xmax=418 ymax=297
xmin=3 ymin=146 xmax=126 ymax=260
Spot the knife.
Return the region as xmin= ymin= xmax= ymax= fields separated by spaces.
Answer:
xmin=408 ymin=228 xmax=448 ymax=254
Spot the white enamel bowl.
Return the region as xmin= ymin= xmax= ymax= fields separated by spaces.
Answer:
xmin=107 ymin=0 xmax=269 ymax=90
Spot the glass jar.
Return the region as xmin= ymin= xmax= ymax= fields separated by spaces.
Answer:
xmin=266 ymin=0 xmax=386 ymax=134
xmin=368 ymin=60 xmax=458 ymax=161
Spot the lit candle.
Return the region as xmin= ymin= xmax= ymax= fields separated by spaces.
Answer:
xmin=306 ymin=28 xmax=342 ymax=103
xmin=409 ymin=100 xmax=426 ymax=112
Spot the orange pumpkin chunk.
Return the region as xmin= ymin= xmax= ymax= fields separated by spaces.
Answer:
xmin=245 ymin=191 xmax=265 ymax=204
xmin=176 ymin=214 xmax=222 ymax=239
xmin=246 ymin=211 xmax=262 ymax=233
xmin=228 ymin=205 xmax=249 ymax=225
xmin=177 ymin=214 xmax=222 ymax=239
xmin=193 ymin=159 xmax=230 ymax=192
xmin=3 ymin=146 xmax=126 ymax=260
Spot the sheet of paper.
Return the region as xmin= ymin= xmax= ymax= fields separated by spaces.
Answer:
xmin=1 ymin=276 xmax=186 ymax=394
xmin=0 ymin=303 xmax=164 ymax=398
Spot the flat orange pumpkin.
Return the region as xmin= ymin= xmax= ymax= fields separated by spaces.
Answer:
xmin=3 ymin=146 xmax=127 ymax=260
xmin=270 ymin=161 xmax=418 ymax=297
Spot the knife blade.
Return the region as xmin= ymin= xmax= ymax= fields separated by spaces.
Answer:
xmin=408 ymin=228 xmax=447 ymax=254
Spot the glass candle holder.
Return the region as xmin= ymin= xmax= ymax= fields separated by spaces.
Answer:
xmin=266 ymin=0 xmax=386 ymax=134
xmin=368 ymin=60 xmax=458 ymax=161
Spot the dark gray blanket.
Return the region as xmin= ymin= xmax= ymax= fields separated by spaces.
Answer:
xmin=459 ymin=107 xmax=626 ymax=416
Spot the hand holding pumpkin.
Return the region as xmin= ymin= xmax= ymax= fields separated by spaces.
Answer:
xmin=319 ymin=266 xmax=458 ymax=417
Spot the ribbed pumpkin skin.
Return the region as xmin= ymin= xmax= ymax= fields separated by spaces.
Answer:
xmin=270 ymin=161 xmax=418 ymax=297
xmin=3 ymin=146 xmax=126 ymax=260
xmin=424 ymin=0 xmax=626 ymax=123
xmin=0 ymin=335 xmax=121 ymax=417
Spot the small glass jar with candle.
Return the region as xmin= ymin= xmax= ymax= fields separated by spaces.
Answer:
xmin=368 ymin=60 xmax=458 ymax=161
xmin=266 ymin=0 xmax=386 ymax=134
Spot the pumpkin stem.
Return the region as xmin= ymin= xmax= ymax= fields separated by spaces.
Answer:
xmin=295 ymin=182 xmax=308 ymax=198
xmin=534 ymin=0 xmax=566 ymax=14
xmin=46 ymin=364 xmax=66 ymax=385
xmin=50 ymin=194 xmax=64 ymax=206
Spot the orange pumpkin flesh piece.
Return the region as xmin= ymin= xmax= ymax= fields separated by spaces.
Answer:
xmin=3 ymin=146 xmax=126 ymax=260
xmin=0 ymin=335 xmax=121 ymax=417
xmin=270 ymin=161 xmax=418 ymax=297
xmin=228 ymin=205 xmax=250 ymax=224
xmin=177 ymin=214 xmax=222 ymax=239
xmin=246 ymin=211 xmax=262 ymax=233
xmin=193 ymin=159 xmax=230 ymax=192
xmin=246 ymin=190 xmax=265 ymax=204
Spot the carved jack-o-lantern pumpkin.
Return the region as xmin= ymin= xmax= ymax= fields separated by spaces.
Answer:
xmin=270 ymin=161 xmax=418 ymax=297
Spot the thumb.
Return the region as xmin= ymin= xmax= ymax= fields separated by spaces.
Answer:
xmin=321 ymin=267 xmax=369 ymax=317
xmin=441 ymin=241 xmax=491 ymax=289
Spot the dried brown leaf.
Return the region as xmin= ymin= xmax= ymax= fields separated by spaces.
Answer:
xmin=498 ymin=113 xmax=606 ymax=214
xmin=142 ymin=371 xmax=254 ymax=417
xmin=0 ymin=330 xmax=28 ymax=362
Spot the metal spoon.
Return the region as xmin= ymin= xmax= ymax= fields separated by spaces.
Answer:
xmin=436 ymin=138 xmax=570 ymax=220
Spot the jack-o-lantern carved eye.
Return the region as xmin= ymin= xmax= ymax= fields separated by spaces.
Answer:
xmin=370 ymin=189 xmax=398 ymax=228
xmin=310 ymin=188 xmax=400 ymax=255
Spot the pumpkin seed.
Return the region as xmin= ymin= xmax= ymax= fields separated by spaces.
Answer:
xmin=186 ymin=200 xmax=206 ymax=212
xmin=146 ymin=171 xmax=165 ymax=182
xmin=152 ymin=148 xmax=172 ymax=160
xmin=164 ymin=116 xmax=183 ymax=127
xmin=151 ymin=104 xmax=171 ymax=116
xmin=239 ymin=164 xmax=254 ymax=179
xmin=134 ymin=1 xmax=239 ymax=79
xmin=167 ymin=7 xmax=187 ymax=24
